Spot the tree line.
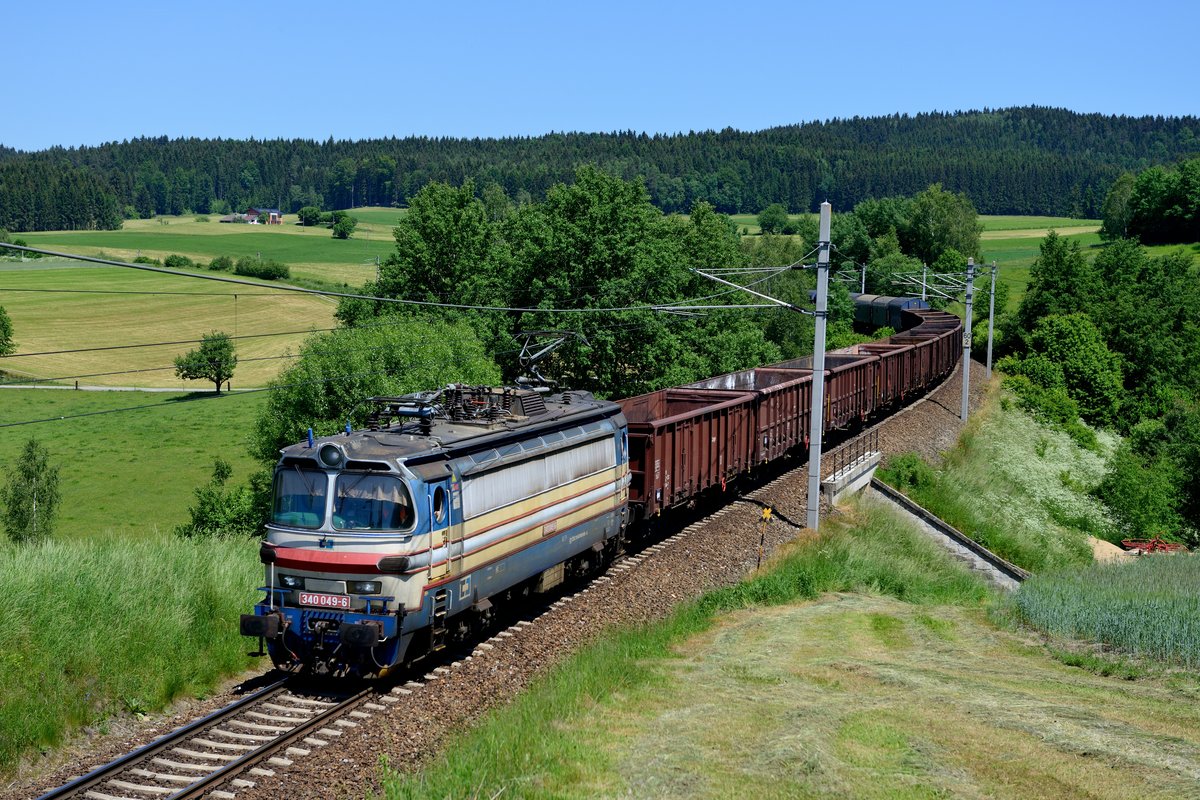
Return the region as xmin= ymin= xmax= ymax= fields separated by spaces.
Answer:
xmin=3 ymin=107 xmax=1199 ymax=231
xmin=177 ymin=167 xmax=985 ymax=535
xmin=1100 ymin=156 xmax=1200 ymax=244
xmin=996 ymin=233 xmax=1200 ymax=545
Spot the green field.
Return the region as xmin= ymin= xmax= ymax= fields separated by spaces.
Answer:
xmin=0 ymin=389 xmax=265 ymax=540
xmin=979 ymin=214 xmax=1098 ymax=232
xmin=980 ymin=231 xmax=1102 ymax=311
xmin=22 ymin=213 xmax=394 ymax=285
xmin=0 ymin=258 xmax=335 ymax=387
xmin=1016 ymin=555 xmax=1200 ymax=668
xmin=344 ymin=206 xmax=408 ymax=227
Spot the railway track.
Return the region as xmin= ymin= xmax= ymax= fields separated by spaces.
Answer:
xmin=36 ymin=678 xmax=375 ymax=800
xmin=34 ymin=367 xmax=984 ymax=800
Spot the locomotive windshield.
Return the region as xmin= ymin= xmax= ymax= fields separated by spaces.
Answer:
xmin=272 ymin=467 xmax=327 ymax=529
xmin=333 ymin=473 xmax=414 ymax=531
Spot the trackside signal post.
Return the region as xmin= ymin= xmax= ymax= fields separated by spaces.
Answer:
xmin=805 ymin=203 xmax=832 ymax=530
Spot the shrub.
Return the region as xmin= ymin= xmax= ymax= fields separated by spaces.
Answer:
xmin=297 ymin=206 xmax=321 ymax=226
xmin=234 ymin=257 xmax=290 ymax=280
xmin=163 ymin=254 xmax=193 ymax=269
xmin=1001 ymin=375 xmax=1097 ymax=450
xmin=132 ymin=255 xmax=161 ymax=266
xmin=209 ymin=255 xmax=234 ymax=272
xmin=880 ymin=452 xmax=938 ymax=492
xmin=174 ymin=460 xmax=270 ymax=538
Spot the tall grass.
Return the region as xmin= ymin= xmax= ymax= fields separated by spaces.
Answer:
xmin=1014 ymin=555 xmax=1200 ymax=668
xmin=877 ymin=396 xmax=1110 ymax=572
xmin=0 ymin=534 xmax=262 ymax=771
xmin=381 ymin=502 xmax=989 ymax=798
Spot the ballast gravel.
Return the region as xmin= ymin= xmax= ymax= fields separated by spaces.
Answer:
xmin=5 ymin=361 xmax=989 ymax=800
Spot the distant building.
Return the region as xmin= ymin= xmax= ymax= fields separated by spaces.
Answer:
xmin=245 ymin=207 xmax=283 ymax=225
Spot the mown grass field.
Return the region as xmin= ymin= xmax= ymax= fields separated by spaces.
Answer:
xmin=0 ymin=389 xmax=265 ymax=540
xmin=0 ymin=534 xmax=262 ymax=774
xmin=0 ymin=258 xmax=335 ymax=387
xmin=979 ymin=214 xmax=1098 ymax=232
xmin=383 ymin=498 xmax=1200 ymax=800
xmin=21 ymin=213 xmax=395 ymax=285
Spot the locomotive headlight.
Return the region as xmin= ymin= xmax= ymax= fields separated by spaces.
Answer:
xmin=347 ymin=580 xmax=382 ymax=595
xmin=279 ymin=574 xmax=305 ymax=590
xmin=318 ymin=443 xmax=345 ymax=468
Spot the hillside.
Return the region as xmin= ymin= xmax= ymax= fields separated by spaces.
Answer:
xmin=2 ymin=108 xmax=1198 ymax=230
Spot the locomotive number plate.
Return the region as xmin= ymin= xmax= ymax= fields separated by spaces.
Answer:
xmin=298 ymin=591 xmax=350 ymax=610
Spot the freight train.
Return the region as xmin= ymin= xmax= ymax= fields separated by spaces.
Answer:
xmin=241 ymin=297 xmax=962 ymax=676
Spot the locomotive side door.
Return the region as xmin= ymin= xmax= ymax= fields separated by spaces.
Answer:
xmin=427 ymin=477 xmax=451 ymax=583
xmin=426 ymin=468 xmax=466 ymax=583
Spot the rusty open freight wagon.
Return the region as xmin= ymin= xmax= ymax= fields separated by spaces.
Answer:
xmin=618 ymin=388 xmax=755 ymax=519
xmin=684 ymin=367 xmax=814 ymax=465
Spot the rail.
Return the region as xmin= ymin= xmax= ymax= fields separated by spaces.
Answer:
xmin=35 ymin=676 xmax=372 ymax=800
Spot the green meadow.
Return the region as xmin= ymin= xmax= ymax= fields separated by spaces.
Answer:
xmin=980 ymin=230 xmax=1102 ymax=311
xmin=22 ymin=212 xmax=395 ymax=285
xmin=979 ymin=214 xmax=1098 ymax=232
xmin=0 ymin=389 xmax=265 ymax=541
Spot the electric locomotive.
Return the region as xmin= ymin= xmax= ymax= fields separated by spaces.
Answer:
xmin=241 ymin=384 xmax=630 ymax=676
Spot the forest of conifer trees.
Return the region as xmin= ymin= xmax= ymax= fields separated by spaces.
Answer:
xmin=1 ymin=107 xmax=1198 ymax=232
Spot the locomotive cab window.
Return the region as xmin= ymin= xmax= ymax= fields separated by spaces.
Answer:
xmin=272 ymin=468 xmax=327 ymax=529
xmin=333 ymin=474 xmax=414 ymax=531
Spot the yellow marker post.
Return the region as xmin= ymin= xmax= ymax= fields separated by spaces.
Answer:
xmin=757 ymin=507 xmax=773 ymax=569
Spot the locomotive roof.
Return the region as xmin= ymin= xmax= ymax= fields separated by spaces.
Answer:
xmin=279 ymin=387 xmax=622 ymax=468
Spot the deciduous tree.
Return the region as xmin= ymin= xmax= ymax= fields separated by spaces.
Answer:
xmin=174 ymin=332 xmax=237 ymax=393
xmin=756 ymin=203 xmax=789 ymax=235
xmin=0 ymin=305 xmax=13 ymax=356
xmin=1 ymin=438 xmax=61 ymax=544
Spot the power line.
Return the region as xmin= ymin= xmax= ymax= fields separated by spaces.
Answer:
xmin=1 ymin=243 xmax=776 ymax=314
xmin=0 ymin=360 xmax=442 ymax=430
xmin=1 ymin=325 xmax=338 ymax=358
xmin=0 ymin=287 xmax=291 ymax=297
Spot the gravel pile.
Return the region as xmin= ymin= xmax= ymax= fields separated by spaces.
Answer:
xmin=6 ymin=361 xmax=990 ymax=800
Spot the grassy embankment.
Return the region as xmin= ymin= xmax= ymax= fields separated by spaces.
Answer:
xmin=381 ymin=494 xmax=1200 ymax=799
xmin=0 ymin=534 xmax=262 ymax=773
xmin=380 ymin=392 xmax=1200 ymax=799
xmin=877 ymin=387 xmax=1112 ymax=573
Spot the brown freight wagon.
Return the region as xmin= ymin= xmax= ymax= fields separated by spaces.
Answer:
xmin=854 ymin=341 xmax=913 ymax=406
xmin=618 ymin=388 xmax=756 ymax=519
xmin=769 ymin=352 xmax=879 ymax=429
xmin=684 ymin=367 xmax=813 ymax=465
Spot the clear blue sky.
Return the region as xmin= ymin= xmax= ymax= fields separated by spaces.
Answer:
xmin=5 ymin=0 xmax=1197 ymax=152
